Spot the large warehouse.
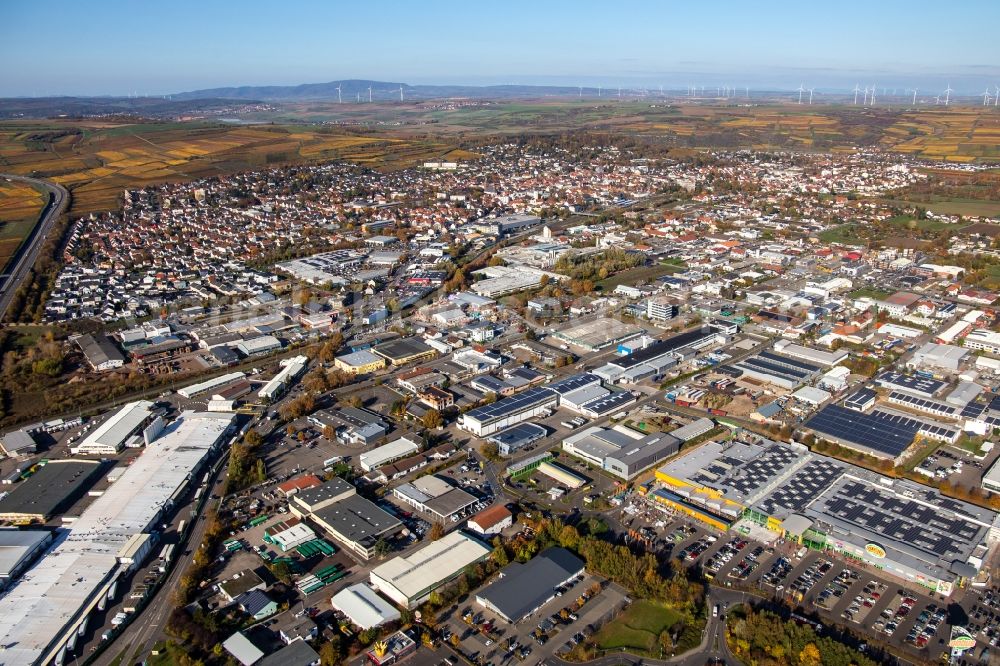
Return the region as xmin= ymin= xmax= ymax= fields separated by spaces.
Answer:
xmin=291 ymin=478 xmax=403 ymax=559
xmin=373 ymin=337 xmax=437 ymax=366
xmin=0 ymin=529 xmax=53 ymax=590
xmin=552 ymin=318 xmax=642 ymax=352
xmin=459 ymin=387 xmax=558 ymax=436
xmin=804 ymin=403 xmax=961 ymax=461
xmin=593 ymin=326 xmax=722 ymax=384
xmin=392 ymin=475 xmax=478 ymax=523
xmin=562 ymin=425 xmax=679 ymax=480
xmin=732 ymin=349 xmax=823 ymax=390
xmin=0 ymin=410 xmax=236 ymax=666
xmin=370 ymin=531 xmax=491 ymax=608
xmin=652 ymin=437 xmax=1000 ymax=595
xmin=476 ymin=547 xmax=585 ymax=623
xmin=70 ymin=400 xmax=156 ymax=455
xmin=0 ymin=459 xmax=104 ymax=523
xmin=330 ymin=583 xmax=401 ymax=630
xmin=359 ymin=437 xmax=421 ymax=472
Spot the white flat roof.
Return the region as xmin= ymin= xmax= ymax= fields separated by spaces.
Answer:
xmin=179 ymin=371 xmax=246 ymax=398
xmin=330 ymin=583 xmax=401 ymax=629
xmin=0 ymin=411 xmax=234 ymax=666
xmin=76 ymin=400 xmax=153 ymax=452
xmin=370 ymin=531 xmax=490 ymax=601
xmin=359 ymin=437 xmax=420 ymax=471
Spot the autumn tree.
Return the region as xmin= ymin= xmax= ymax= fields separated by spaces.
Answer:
xmin=423 ymin=409 xmax=443 ymax=429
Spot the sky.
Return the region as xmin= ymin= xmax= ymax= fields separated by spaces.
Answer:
xmin=1 ymin=0 xmax=998 ymax=97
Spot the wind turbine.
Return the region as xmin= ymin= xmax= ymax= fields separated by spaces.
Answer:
xmin=398 ymin=86 xmax=404 ymax=102
xmin=746 ymin=86 xmax=749 ymax=99
xmin=984 ymin=88 xmax=993 ymax=106
xmin=933 ymin=95 xmax=941 ymax=105
xmin=852 ymin=84 xmax=861 ymax=105
xmin=618 ymin=87 xmax=621 ymax=100
xmin=863 ymin=86 xmax=869 ymax=106
xmin=797 ymin=84 xmax=805 ymax=104
xmin=944 ymin=84 xmax=953 ymax=106
xmin=579 ymin=86 xmax=583 ymax=98
xmin=910 ymin=88 xmax=917 ymax=105
xmin=808 ymin=88 xmax=815 ymax=105
xmin=995 ymin=85 xmax=999 ymax=107
xmin=335 ymin=85 xmax=342 ymax=103
xmin=597 ymin=86 xmax=602 ymax=97
xmin=870 ymin=85 xmax=876 ymax=105
xmin=368 ymin=87 xmax=372 ymax=103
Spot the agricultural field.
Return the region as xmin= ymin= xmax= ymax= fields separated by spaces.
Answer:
xmin=0 ymin=120 xmax=454 ymax=215
xmin=594 ymin=600 xmax=684 ymax=655
xmin=0 ymin=179 xmax=45 ymax=271
xmin=882 ymin=110 xmax=1000 ymax=162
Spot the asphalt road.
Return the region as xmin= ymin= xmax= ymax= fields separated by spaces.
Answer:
xmin=0 ymin=174 xmax=69 ymax=321
xmin=90 ymin=454 xmax=230 ymax=666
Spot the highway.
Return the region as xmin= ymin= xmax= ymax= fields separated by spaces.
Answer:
xmin=0 ymin=174 xmax=69 ymax=321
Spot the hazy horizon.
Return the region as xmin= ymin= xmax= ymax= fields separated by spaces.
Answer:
xmin=1 ymin=0 xmax=999 ymax=98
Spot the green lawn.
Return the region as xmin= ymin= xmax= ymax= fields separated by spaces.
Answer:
xmin=595 ymin=601 xmax=684 ymax=654
xmin=886 ymin=214 xmax=956 ymax=232
xmin=849 ymin=287 xmax=892 ymax=299
xmin=596 ymin=263 xmax=683 ymax=292
xmin=817 ymin=224 xmax=865 ymax=246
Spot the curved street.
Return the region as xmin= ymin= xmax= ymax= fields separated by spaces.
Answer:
xmin=0 ymin=173 xmax=69 ymax=321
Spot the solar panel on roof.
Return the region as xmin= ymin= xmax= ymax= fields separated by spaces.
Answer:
xmin=546 ymin=373 xmax=600 ymax=395
xmin=464 ymin=387 xmax=556 ymax=423
xmin=806 ymin=404 xmax=919 ymax=457
xmin=757 ymin=350 xmax=822 ymax=373
xmin=581 ymin=391 xmax=636 ymax=415
xmin=740 ymin=357 xmax=810 ymax=380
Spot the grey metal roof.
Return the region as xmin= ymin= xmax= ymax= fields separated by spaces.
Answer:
xmin=258 ymin=640 xmax=320 ymax=666
xmin=0 ymin=461 xmax=103 ymax=520
xmin=477 ymin=547 xmax=584 ymax=622
xmin=312 ymin=494 xmax=402 ymax=544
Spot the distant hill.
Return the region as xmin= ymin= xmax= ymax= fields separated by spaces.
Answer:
xmin=173 ymin=79 xmax=584 ymax=101
xmin=0 ymin=96 xmax=260 ymax=119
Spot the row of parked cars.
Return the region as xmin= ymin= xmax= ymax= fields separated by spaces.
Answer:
xmin=677 ymin=535 xmax=717 ymax=562
xmin=906 ymin=603 xmax=946 ymax=649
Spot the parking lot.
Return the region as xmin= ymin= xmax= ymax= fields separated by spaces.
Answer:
xmin=606 ymin=490 xmax=1000 ymax=663
xmin=438 ymin=574 xmax=629 ymax=666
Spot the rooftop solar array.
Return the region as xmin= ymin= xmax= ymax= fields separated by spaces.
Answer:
xmin=724 ymin=444 xmax=799 ymax=498
xmin=962 ymin=402 xmax=987 ymax=419
xmin=805 ymin=404 xmax=919 ymax=457
xmin=756 ymin=458 xmax=845 ymax=516
xmin=546 ymin=373 xmax=601 ymax=396
xmin=581 ymin=390 xmax=637 ymax=416
xmin=888 ymin=391 xmax=958 ymax=417
xmin=685 ymin=442 xmax=802 ymax=503
xmin=739 ymin=356 xmax=813 ymax=381
xmin=463 ymin=387 xmax=556 ymax=424
xmin=876 ymin=371 xmax=945 ymax=397
xmin=869 ymin=408 xmax=958 ymax=442
xmin=844 ymin=388 xmax=877 ymax=411
xmin=815 ymin=478 xmax=983 ymax=560
xmin=487 ymin=423 xmax=548 ymax=448
xmin=757 ymin=350 xmax=822 ymax=374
